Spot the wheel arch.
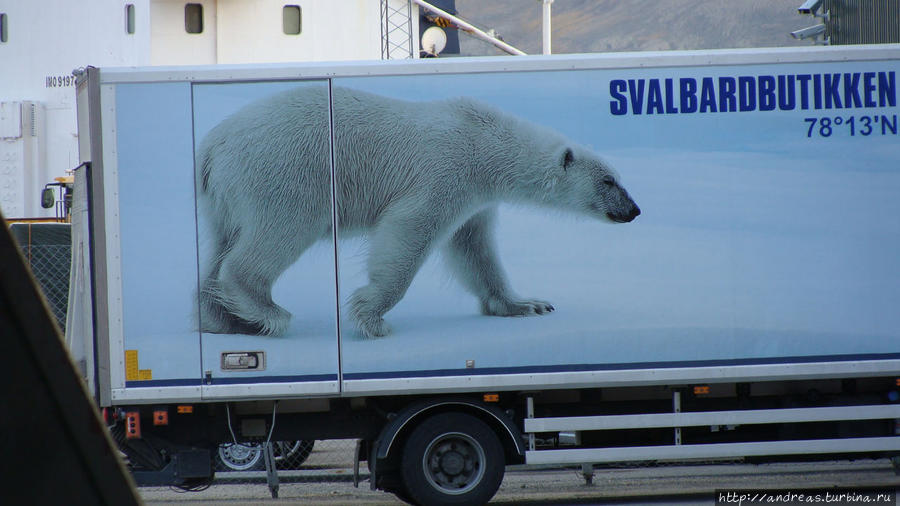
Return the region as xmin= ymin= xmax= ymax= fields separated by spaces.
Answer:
xmin=374 ymin=398 xmax=525 ymax=467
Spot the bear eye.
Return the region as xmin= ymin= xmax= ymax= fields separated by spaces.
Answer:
xmin=602 ymin=175 xmax=616 ymax=187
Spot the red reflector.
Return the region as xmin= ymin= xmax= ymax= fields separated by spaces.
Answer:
xmin=125 ymin=411 xmax=141 ymax=439
xmin=153 ymin=410 xmax=169 ymax=426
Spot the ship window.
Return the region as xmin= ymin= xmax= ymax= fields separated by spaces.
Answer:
xmin=185 ymin=3 xmax=203 ymax=34
xmin=125 ymin=4 xmax=135 ymax=34
xmin=0 ymin=13 xmax=7 ymax=43
xmin=283 ymin=5 xmax=302 ymax=35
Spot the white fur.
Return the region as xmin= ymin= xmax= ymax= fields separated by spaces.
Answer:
xmin=197 ymin=86 xmax=640 ymax=338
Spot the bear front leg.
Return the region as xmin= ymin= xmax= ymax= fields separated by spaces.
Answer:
xmin=444 ymin=208 xmax=554 ymax=317
xmin=349 ymin=211 xmax=438 ymax=338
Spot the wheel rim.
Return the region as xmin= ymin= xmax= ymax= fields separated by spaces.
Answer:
xmin=421 ymin=432 xmax=486 ymax=495
xmin=274 ymin=441 xmax=300 ymax=462
xmin=218 ymin=443 xmax=261 ymax=471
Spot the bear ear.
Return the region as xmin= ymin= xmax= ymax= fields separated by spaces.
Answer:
xmin=561 ymin=147 xmax=574 ymax=171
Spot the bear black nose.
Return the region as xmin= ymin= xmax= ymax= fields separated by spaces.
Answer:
xmin=607 ymin=208 xmax=640 ymax=223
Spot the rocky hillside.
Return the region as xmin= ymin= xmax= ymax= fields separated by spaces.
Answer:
xmin=454 ymin=0 xmax=813 ymax=55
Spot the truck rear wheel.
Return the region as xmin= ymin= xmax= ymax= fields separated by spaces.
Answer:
xmin=400 ymin=413 xmax=505 ymax=505
xmin=216 ymin=442 xmax=263 ymax=471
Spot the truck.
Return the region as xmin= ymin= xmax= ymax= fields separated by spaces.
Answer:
xmin=70 ymin=44 xmax=900 ymax=504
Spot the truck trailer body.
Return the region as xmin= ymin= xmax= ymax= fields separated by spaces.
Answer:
xmin=71 ymin=45 xmax=900 ymax=504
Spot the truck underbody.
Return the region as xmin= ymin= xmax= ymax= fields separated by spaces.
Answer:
xmin=110 ymin=376 xmax=900 ymax=503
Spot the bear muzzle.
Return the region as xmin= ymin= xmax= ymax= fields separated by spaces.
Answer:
xmin=606 ymin=205 xmax=641 ymax=223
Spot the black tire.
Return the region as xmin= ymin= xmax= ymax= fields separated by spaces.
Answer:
xmin=400 ymin=413 xmax=505 ymax=506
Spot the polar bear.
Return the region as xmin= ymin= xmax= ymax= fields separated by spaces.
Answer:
xmin=196 ymin=85 xmax=640 ymax=338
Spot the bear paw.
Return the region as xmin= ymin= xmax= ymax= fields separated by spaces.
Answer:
xmin=249 ymin=308 xmax=292 ymax=336
xmin=355 ymin=315 xmax=393 ymax=338
xmin=348 ymin=286 xmax=393 ymax=338
xmin=481 ymin=297 xmax=555 ymax=317
xmin=231 ymin=304 xmax=292 ymax=336
xmin=199 ymin=283 xmax=291 ymax=336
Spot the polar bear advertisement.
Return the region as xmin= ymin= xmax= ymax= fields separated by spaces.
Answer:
xmin=196 ymin=86 xmax=640 ymax=339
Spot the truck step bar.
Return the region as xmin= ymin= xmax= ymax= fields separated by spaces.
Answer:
xmin=524 ymin=404 xmax=900 ymax=432
xmin=526 ymin=436 xmax=900 ymax=465
xmin=525 ymin=403 xmax=900 ymax=465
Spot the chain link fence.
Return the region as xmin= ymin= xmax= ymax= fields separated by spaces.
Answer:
xmin=8 ymin=222 xmax=71 ymax=333
xmin=7 ymin=220 xmax=360 ymax=485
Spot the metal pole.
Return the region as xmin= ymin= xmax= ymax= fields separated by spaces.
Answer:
xmin=542 ymin=0 xmax=553 ymax=55
xmin=527 ymin=396 xmax=536 ymax=451
xmin=410 ymin=0 xmax=527 ymax=55
xmin=673 ymin=390 xmax=682 ymax=445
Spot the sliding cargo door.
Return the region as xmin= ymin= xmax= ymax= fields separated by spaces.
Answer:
xmin=192 ymin=80 xmax=340 ymax=399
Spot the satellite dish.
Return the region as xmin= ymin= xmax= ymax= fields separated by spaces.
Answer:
xmin=421 ymin=26 xmax=448 ymax=56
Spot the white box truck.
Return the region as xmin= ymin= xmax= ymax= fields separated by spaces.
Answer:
xmin=70 ymin=45 xmax=900 ymax=504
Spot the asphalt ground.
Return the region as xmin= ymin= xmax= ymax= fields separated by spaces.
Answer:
xmin=140 ymin=458 xmax=900 ymax=505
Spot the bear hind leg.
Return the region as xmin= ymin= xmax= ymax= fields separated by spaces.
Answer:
xmin=199 ymin=232 xmax=242 ymax=334
xmin=209 ymin=231 xmax=311 ymax=336
xmin=199 ymin=276 xmax=274 ymax=335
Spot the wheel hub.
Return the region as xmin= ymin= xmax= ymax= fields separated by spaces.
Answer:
xmin=423 ymin=433 xmax=486 ymax=495
xmin=440 ymin=450 xmax=466 ymax=475
xmin=228 ymin=444 xmax=255 ymax=461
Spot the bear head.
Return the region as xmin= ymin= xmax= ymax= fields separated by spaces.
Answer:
xmin=544 ymin=145 xmax=641 ymax=224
